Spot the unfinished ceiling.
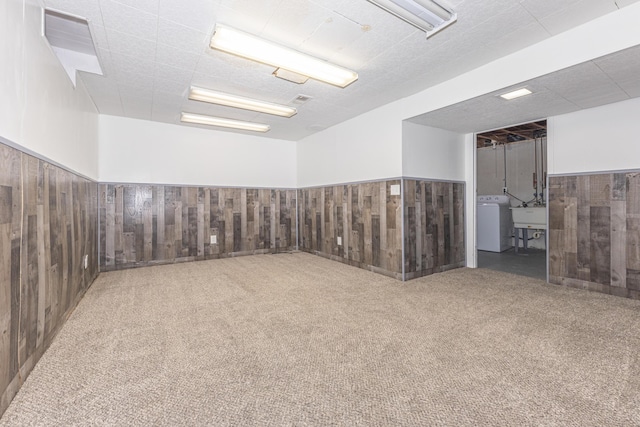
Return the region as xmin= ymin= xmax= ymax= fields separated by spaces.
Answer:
xmin=43 ymin=0 xmax=640 ymax=140
xmin=476 ymin=120 xmax=546 ymax=147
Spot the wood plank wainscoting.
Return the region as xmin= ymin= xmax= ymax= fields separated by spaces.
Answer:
xmin=0 ymin=142 xmax=99 ymax=416
xmin=548 ymin=172 xmax=640 ymax=299
xmin=99 ymin=185 xmax=297 ymax=271
xmin=404 ymin=179 xmax=466 ymax=280
xmin=297 ymin=179 xmax=466 ymax=280
xmin=297 ymin=180 xmax=404 ymax=279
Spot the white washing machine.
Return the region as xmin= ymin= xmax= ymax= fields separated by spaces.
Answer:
xmin=477 ymin=195 xmax=512 ymax=252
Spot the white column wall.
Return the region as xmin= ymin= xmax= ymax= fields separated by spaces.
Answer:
xmin=296 ymin=104 xmax=403 ymax=187
xmin=464 ymin=133 xmax=477 ymax=268
xmin=402 ymin=122 xmax=466 ymax=181
xmin=0 ymin=0 xmax=99 ymax=179
xmin=548 ymin=97 xmax=640 ymax=175
xmin=98 ymin=115 xmax=297 ymax=188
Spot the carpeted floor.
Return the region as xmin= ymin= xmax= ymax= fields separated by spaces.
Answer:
xmin=2 ymin=252 xmax=640 ymax=426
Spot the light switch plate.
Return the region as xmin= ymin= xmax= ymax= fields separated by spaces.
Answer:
xmin=390 ymin=184 xmax=400 ymax=196
xmin=337 ymin=236 xmax=342 ymax=246
xmin=210 ymin=235 xmax=217 ymax=244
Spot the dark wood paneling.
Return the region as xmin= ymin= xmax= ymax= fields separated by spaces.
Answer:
xmin=0 ymin=142 xmax=98 ymax=417
xmin=298 ymin=180 xmax=403 ymax=279
xmin=99 ymin=185 xmax=297 ymax=270
xmin=404 ymin=180 xmax=466 ymax=280
xmin=549 ymin=172 xmax=640 ymax=299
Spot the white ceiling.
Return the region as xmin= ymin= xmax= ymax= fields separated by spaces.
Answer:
xmin=409 ymin=43 xmax=640 ymax=133
xmin=43 ymin=0 xmax=639 ymax=140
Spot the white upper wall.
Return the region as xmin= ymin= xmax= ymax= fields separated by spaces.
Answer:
xmin=402 ymin=122 xmax=465 ymax=181
xmin=548 ymin=96 xmax=640 ymax=175
xmin=0 ymin=0 xmax=99 ymax=179
xmin=99 ymin=115 xmax=297 ymax=188
xmin=296 ymin=104 xmax=403 ymax=187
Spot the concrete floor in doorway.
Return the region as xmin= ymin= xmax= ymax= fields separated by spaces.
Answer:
xmin=477 ymin=248 xmax=547 ymax=281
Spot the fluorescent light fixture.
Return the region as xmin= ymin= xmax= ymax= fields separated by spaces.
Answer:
xmin=366 ymin=0 xmax=457 ymax=37
xmin=181 ymin=112 xmax=270 ymax=133
xmin=499 ymin=88 xmax=533 ymax=100
xmin=189 ymin=86 xmax=297 ymax=118
xmin=210 ymin=25 xmax=358 ymax=88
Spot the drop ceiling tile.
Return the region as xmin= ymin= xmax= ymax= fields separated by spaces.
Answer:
xmin=538 ymin=0 xmax=618 ymax=36
xmin=154 ymin=62 xmax=193 ymax=83
xmin=194 ymin=52 xmax=276 ymax=88
xmin=594 ymin=45 xmax=640 ymax=84
xmin=262 ymin=1 xmax=334 ymax=49
xmin=100 ymin=0 xmax=158 ymax=40
xmin=155 ymin=44 xmax=200 ymax=71
xmin=572 ymin=90 xmax=629 ymax=109
xmin=122 ymin=99 xmax=152 ymax=120
xmin=79 ymin=71 xmax=119 ymax=96
xmin=216 ymin=0 xmax=284 ymax=34
xmin=299 ymin=11 xmax=368 ymax=62
xmin=326 ymin=18 xmax=415 ymax=68
xmin=119 ymin=84 xmax=154 ymax=101
xmin=561 ymin=77 xmax=625 ymax=103
xmin=449 ymin=4 xmax=536 ymax=47
xmin=88 ymin=24 xmax=110 ymax=50
xmin=158 ymin=0 xmax=219 ymax=33
xmin=106 ymin=30 xmax=156 ymax=63
xmin=617 ymin=81 xmax=640 ymax=98
xmin=111 ymin=0 xmax=159 ymax=15
xmin=536 ymin=62 xmax=614 ymax=101
xmin=112 ymin=55 xmax=155 ymax=91
xmin=151 ymin=107 xmax=180 ymax=123
xmin=519 ymin=0 xmax=579 ymax=20
xmin=485 ymin=21 xmax=550 ymax=58
xmin=452 ymin=0 xmax=520 ymax=27
xmin=152 ymin=90 xmax=185 ymax=106
xmin=111 ymin=51 xmax=155 ymax=75
xmin=157 ymin=18 xmax=209 ymax=54
xmin=153 ymin=77 xmax=190 ymax=97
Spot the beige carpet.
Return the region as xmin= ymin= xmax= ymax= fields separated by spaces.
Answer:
xmin=2 ymin=252 xmax=640 ymax=426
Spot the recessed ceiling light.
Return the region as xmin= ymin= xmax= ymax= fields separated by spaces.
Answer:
xmin=189 ymin=86 xmax=297 ymax=117
xmin=499 ymin=88 xmax=533 ymax=100
xmin=181 ymin=112 xmax=270 ymax=133
xmin=209 ymin=24 xmax=358 ymax=88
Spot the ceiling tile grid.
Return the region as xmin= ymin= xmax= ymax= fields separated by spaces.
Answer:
xmin=38 ymin=0 xmax=640 ymax=140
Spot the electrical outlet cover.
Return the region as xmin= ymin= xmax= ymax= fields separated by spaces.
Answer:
xmin=390 ymin=184 xmax=400 ymax=196
xmin=210 ymin=235 xmax=217 ymax=245
xmin=337 ymin=236 xmax=342 ymax=246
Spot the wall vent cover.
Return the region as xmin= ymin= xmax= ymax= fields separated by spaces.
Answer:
xmin=44 ymin=8 xmax=103 ymax=86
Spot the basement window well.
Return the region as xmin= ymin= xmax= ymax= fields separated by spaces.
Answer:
xmin=43 ymin=9 xmax=103 ymax=86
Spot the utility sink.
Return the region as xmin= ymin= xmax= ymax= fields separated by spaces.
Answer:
xmin=510 ymin=206 xmax=546 ymax=229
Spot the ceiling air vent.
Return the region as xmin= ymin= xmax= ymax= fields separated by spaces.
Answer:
xmin=291 ymin=94 xmax=313 ymax=105
xmin=43 ymin=8 xmax=103 ymax=86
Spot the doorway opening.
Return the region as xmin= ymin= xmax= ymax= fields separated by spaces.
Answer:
xmin=475 ymin=120 xmax=547 ymax=280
